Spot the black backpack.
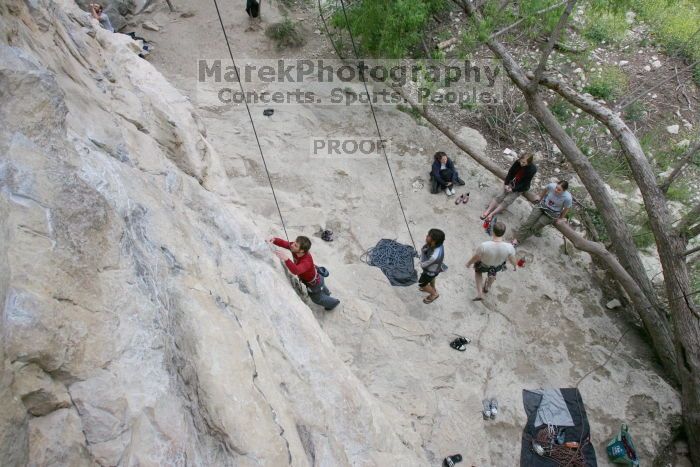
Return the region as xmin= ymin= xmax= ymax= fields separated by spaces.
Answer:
xmin=246 ymin=0 xmax=260 ymax=18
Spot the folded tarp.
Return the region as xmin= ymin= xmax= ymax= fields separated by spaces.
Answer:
xmin=521 ymin=388 xmax=597 ymax=466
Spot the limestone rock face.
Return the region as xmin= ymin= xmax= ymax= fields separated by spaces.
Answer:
xmin=0 ymin=0 xmax=427 ymax=465
xmin=0 ymin=0 xmax=684 ymax=465
xmin=11 ymin=363 xmax=71 ymax=416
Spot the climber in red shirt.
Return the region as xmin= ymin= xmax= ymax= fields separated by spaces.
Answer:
xmin=269 ymin=235 xmax=340 ymax=311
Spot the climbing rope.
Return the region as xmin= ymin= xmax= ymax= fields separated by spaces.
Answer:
xmin=317 ymin=0 xmax=345 ymax=60
xmin=211 ymin=0 xmax=289 ymax=240
xmin=336 ymin=0 xmax=417 ymax=250
xmin=360 ymin=239 xmax=418 ymax=286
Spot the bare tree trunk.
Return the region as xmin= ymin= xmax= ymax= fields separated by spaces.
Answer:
xmin=455 ymin=0 xmax=679 ymax=379
xmin=535 ymin=75 xmax=700 ymax=459
xmin=454 ymin=0 xmax=700 ymax=457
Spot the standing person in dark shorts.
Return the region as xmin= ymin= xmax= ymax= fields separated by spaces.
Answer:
xmin=466 ymin=221 xmax=517 ymax=301
xmin=269 ymin=235 xmax=340 ymax=311
xmin=419 ymin=229 xmax=445 ymax=304
xmin=481 ymin=153 xmax=537 ymax=221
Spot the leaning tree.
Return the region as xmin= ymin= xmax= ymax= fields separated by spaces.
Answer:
xmin=416 ymin=0 xmax=700 ymax=459
xmin=332 ymin=0 xmax=699 ymax=458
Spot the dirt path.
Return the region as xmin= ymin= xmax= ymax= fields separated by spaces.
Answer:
xmin=133 ymin=1 xmax=681 ymax=464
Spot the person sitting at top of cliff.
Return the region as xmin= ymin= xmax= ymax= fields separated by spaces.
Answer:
xmin=430 ymin=151 xmax=465 ymax=196
xmin=268 ymin=235 xmax=340 ymax=311
xmin=89 ymin=3 xmax=114 ymax=32
xmin=87 ymin=3 xmax=152 ymax=57
xmin=481 ymin=152 xmax=537 ymax=221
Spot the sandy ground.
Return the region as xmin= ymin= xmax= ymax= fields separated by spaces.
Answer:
xmin=130 ymin=1 xmax=682 ymax=464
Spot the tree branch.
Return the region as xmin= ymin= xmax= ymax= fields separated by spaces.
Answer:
xmin=455 ymin=0 xmax=679 ymax=381
xmin=676 ymin=203 xmax=700 ymax=238
xmin=489 ymin=0 xmax=567 ymax=39
xmin=529 ymin=0 xmax=577 ymax=91
xmin=683 ymin=245 xmax=700 ymax=257
xmin=658 ymin=140 xmax=700 ymax=193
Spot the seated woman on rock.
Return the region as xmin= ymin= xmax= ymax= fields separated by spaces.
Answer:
xmin=430 ymin=151 xmax=465 ymax=196
xmin=89 ymin=3 xmax=114 ymax=32
xmin=481 ymin=152 xmax=537 ymax=221
xmin=88 ymin=3 xmax=152 ymax=58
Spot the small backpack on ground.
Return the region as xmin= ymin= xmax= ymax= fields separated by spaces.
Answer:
xmin=606 ymin=424 xmax=639 ymax=465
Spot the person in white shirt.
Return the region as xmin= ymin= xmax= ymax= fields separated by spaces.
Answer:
xmin=466 ymin=221 xmax=517 ymax=301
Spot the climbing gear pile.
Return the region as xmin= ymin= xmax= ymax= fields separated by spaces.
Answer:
xmin=361 ymin=239 xmax=418 ymax=286
xmin=532 ymin=426 xmax=589 ymax=467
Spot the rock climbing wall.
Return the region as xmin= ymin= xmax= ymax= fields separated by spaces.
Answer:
xmin=0 ymin=0 xmax=684 ymax=465
xmin=0 ymin=1 xmax=428 ymax=464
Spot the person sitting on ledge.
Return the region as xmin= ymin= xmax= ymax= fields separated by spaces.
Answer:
xmin=89 ymin=3 xmax=114 ymax=32
xmin=481 ymin=152 xmax=537 ymax=221
xmin=430 ymin=151 xmax=465 ymax=196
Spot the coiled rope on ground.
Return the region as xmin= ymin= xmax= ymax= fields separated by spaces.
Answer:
xmin=360 ymin=239 xmax=418 ymax=286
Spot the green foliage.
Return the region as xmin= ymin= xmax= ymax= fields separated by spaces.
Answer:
xmin=631 ymin=0 xmax=700 ymax=82
xmin=654 ymin=145 xmax=686 ymax=171
xmin=584 ymin=206 xmax=610 ymax=243
xmin=397 ymin=103 xmax=424 ymax=121
xmin=623 ymin=101 xmax=646 ymax=122
xmin=666 ymin=179 xmax=693 ymax=203
xmin=631 ymin=220 xmax=656 ymax=249
xmin=550 ymin=97 xmax=573 ymax=122
xmin=589 ymin=149 xmax=633 ymax=188
xmin=331 ymin=0 xmax=448 ymax=58
xmin=265 ymin=17 xmax=306 ymax=49
xmin=583 ymin=66 xmax=628 ymax=101
xmin=584 ymin=10 xmax=629 ymax=43
xmin=519 ymin=0 xmax=570 ymax=38
xmin=690 ymin=257 xmax=700 ymax=293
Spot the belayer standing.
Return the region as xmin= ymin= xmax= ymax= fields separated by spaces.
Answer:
xmin=419 ymin=229 xmax=446 ymax=304
xmin=269 ymin=235 xmax=340 ymax=311
xmin=465 ymin=221 xmax=517 ymax=301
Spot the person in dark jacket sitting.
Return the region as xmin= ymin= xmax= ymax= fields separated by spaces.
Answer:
xmin=481 ymin=153 xmax=537 ymax=221
xmin=430 ymin=151 xmax=465 ymax=196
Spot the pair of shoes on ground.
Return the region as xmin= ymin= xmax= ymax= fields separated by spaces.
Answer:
xmin=454 ymin=193 xmax=469 ymax=205
xmin=443 ymin=454 xmax=462 ymax=467
xmin=445 ymin=187 xmax=456 ymax=196
xmin=450 ymin=336 xmax=470 ymax=351
xmin=482 ymin=398 xmax=499 ymax=420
